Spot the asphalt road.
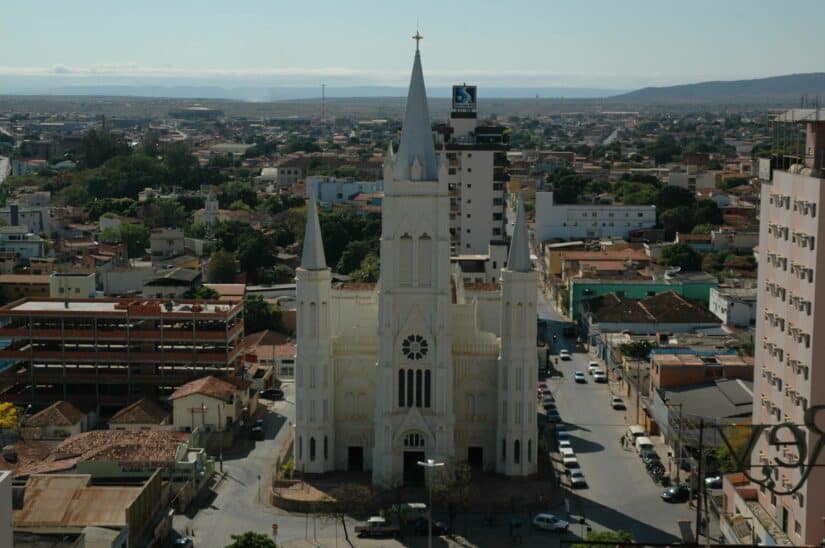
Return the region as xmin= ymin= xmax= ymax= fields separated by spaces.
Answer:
xmin=537 ymin=289 xmax=694 ymax=543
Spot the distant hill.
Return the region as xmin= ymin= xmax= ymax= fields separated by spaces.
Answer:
xmin=613 ymin=73 xmax=825 ymax=105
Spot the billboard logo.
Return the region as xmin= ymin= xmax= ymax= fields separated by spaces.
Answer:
xmin=452 ymin=85 xmax=477 ymax=111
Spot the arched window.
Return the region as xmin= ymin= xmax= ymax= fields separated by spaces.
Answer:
xmin=399 ymin=233 xmax=413 ymax=286
xmin=424 ymin=369 xmax=432 ymax=408
xmin=324 ymin=436 xmax=329 ymax=461
xmin=310 ymin=437 xmax=316 ymax=461
xmin=403 ymin=432 xmax=425 ymax=448
xmin=407 ymin=369 xmax=414 ymax=407
xmin=528 ymin=439 xmax=532 ymax=463
xmin=398 ymin=369 xmax=405 ymax=407
xmin=514 ymin=440 xmax=521 ymax=464
xmin=418 ymin=234 xmax=432 ymax=287
xmin=415 ymin=369 xmax=423 ymax=407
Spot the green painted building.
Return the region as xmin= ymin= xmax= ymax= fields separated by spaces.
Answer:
xmin=569 ymin=272 xmax=718 ymax=321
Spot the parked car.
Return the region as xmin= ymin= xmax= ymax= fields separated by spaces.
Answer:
xmin=705 ymin=476 xmax=723 ymax=489
xmin=174 ymin=537 xmax=194 ymax=548
xmin=574 ymin=371 xmax=586 ymax=383
xmin=641 ymin=450 xmax=661 ymax=465
xmin=546 ymin=409 xmax=562 ymax=423
xmin=542 ymin=395 xmax=555 ymax=405
xmin=559 ymin=349 xmax=571 ymax=360
xmin=355 ymin=516 xmax=401 ymax=538
xmin=611 ymin=396 xmax=625 ymax=410
xmin=532 ymin=513 xmax=569 ymax=531
xmin=661 ymin=485 xmax=690 ymax=503
xmin=593 ymin=370 xmax=607 ymax=383
xmin=538 ymin=381 xmax=548 ymax=389
xmin=587 ymin=361 xmax=600 ymax=375
xmin=260 ymin=388 xmax=284 ymax=400
xmin=251 ymin=426 xmax=264 ymax=441
xmin=558 ymin=439 xmax=572 ymax=450
xmin=543 ymin=401 xmax=558 ymax=412
xmin=569 ymin=469 xmax=587 ymax=488
xmin=414 ymin=518 xmax=449 ymax=535
xmin=555 ymin=428 xmax=569 ymax=442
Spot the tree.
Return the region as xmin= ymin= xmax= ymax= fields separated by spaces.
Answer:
xmin=351 ymin=253 xmax=380 ymax=283
xmin=0 ymin=402 xmax=21 ymax=429
xmin=118 ymin=223 xmax=150 ymax=258
xmin=660 ymin=206 xmax=695 ymax=238
xmin=694 ymin=199 xmax=723 ymax=226
xmin=323 ymin=483 xmax=375 ymax=548
xmin=79 ymin=128 xmax=131 ymax=169
xmin=659 ymin=242 xmax=702 ymax=271
xmin=206 ymin=250 xmax=237 ymax=283
xmin=573 ymin=530 xmax=633 ymax=548
xmin=617 ymin=340 xmax=655 ymax=359
xmin=715 ymin=424 xmax=752 ymax=474
xmin=336 ymin=240 xmax=372 ymax=274
xmin=430 ymin=462 xmax=476 ymax=531
xmin=657 ymin=185 xmax=696 ymax=212
xmin=691 ymin=223 xmax=716 ymax=234
xmin=244 ymin=295 xmax=282 ymax=334
xmin=225 ymin=531 xmax=277 ymax=548
xmin=185 ymin=286 xmax=220 ymax=299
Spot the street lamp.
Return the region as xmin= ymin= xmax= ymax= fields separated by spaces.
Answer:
xmin=417 ymin=458 xmax=444 ymax=548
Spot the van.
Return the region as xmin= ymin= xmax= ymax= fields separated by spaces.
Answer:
xmin=635 ymin=436 xmax=654 ymax=454
xmin=626 ymin=425 xmax=646 ymax=441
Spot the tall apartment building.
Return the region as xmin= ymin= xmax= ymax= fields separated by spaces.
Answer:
xmin=434 ymin=85 xmax=509 ymax=265
xmin=727 ymin=110 xmax=825 ymax=546
xmin=0 ymin=297 xmax=244 ymax=411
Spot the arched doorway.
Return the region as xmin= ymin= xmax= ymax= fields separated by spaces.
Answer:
xmin=402 ymin=432 xmax=426 ymax=486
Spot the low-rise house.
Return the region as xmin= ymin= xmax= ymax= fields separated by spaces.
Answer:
xmin=711 ymin=229 xmax=759 ymax=252
xmin=0 ymin=274 xmax=50 ymax=300
xmin=709 ymin=287 xmax=757 ymax=327
xmin=244 ymin=330 xmax=296 ymax=381
xmin=0 ymin=226 xmax=46 ymax=262
xmin=169 ymin=375 xmax=254 ymax=431
xmin=21 ymin=401 xmax=94 ymax=440
xmin=142 ymin=267 xmax=202 ymax=298
xmin=149 ymin=228 xmax=185 ymax=261
xmin=108 ymin=399 xmax=172 ymax=431
xmin=49 ymin=271 xmax=96 ymax=298
xmin=584 ymin=291 xmax=722 ymax=334
xmin=0 ymin=252 xmax=19 ymax=274
xmin=675 ymin=232 xmax=713 ymax=252
xmin=650 ymin=351 xmax=753 ymax=390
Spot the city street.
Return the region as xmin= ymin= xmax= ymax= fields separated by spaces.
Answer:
xmin=537 ymin=289 xmax=695 ymax=543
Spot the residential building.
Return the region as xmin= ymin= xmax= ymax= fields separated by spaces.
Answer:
xmin=305 ymin=176 xmax=383 ymax=206
xmin=433 ymin=93 xmax=510 ymax=256
xmin=20 ymin=400 xmax=94 ymax=440
xmin=668 ymin=166 xmax=717 ymax=191
xmin=737 ymin=110 xmax=825 ymax=546
xmin=711 ymin=228 xmax=760 ymax=252
xmin=583 ymin=291 xmax=722 ymax=334
xmin=0 ymin=274 xmax=50 ymax=300
xmin=149 ymin=228 xmax=185 ymax=261
xmin=49 ymin=271 xmax=96 ymax=298
xmin=169 ymin=375 xmax=254 ymax=431
xmin=0 ymin=203 xmax=51 ymax=235
xmin=295 ymin=46 xmax=538 ymax=486
xmin=0 ymin=297 xmax=245 ymax=409
xmin=0 ymin=471 xmax=9 ymax=548
xmin=649 ymin=351 xmax=753 ymax=390
xmin=108 ymin=398 xmax=172 ymax=430
xmin=535 ymin=191 xmax=656 ymax=242
xmin=0 ymin=226 xmax=46 ymax=261
xmin=709 ymin=287 xmax=757 ymax=327
xmin=142 ymin=267 xmax=202 ymax=298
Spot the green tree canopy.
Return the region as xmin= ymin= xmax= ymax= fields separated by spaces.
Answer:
xmin=660 ymin=242 xmax=702 ymax=271
xmin=573 ymin=530 xmax=633 ymax=548
xmin=225 ymin=531 xmax=277 ymax=548
xmin=206 ymin=250 xmax=237 ymax=283
xmin=244 ymin=295 xmax=283 ymax=334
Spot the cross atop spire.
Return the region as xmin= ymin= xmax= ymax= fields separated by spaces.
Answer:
xmin=412 ymin=30 xmax=423 ymax=51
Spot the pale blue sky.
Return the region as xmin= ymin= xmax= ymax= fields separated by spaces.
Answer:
xmin=2 ymin=0 xmax=824 ymax=88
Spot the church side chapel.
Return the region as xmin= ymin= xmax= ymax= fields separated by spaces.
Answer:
xmin=295 ymin=36 xmax=538 ymax=488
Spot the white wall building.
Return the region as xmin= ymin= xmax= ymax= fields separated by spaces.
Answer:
xmin=668 ymin=167 xmax=717 ymax=191
xmin=0 ymin=471 xmax=10 ymax=548
xmin=149 ymin=228 xmax=185 ymax=261
xmin=535 ymin=191 xmax=656 ymax=242
xmin=294 ymin=45 xmax=538 ymax=487
xmin=305 ymin=176 xmax=383 ymax=206
xmin=708 ymin=287 xmax=757 ymax=327
xmin=49 ymin=272 xmax=97 ymax=298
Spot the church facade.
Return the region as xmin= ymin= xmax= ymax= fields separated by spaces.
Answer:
xmin=294 ymin=43 xmax=538 ymax=488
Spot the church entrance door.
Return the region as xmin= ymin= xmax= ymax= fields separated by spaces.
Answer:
xmin=468 ymin=446 xmax=483 ymax=469
xmin=403 ymin=451 xmax=425 ymax=486
xmin=347 ymin=447 xmax=363 ymax=472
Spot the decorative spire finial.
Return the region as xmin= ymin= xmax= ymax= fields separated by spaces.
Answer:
xmin=412 ymin=30 xmax=423 ymax=51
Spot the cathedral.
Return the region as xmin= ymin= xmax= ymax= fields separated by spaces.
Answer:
xmin=294 ymin=40 xmax=538 ymax=488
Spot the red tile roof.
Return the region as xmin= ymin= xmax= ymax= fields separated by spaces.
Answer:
xmin=109 ymin=398 xmax=171 ymax=425
xmin=169 ymin=375 xmax=249 ymax=403
xmin=24 ymin=401 xmax=86 ymax=427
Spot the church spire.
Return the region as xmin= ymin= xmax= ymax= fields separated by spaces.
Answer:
xmin=301 ymin=195 xmax=327 ymax=270
xmin=393 ymin=35 xmax=438 ymax=182
xmin=507 ymin=193 xmax=532 ymax=273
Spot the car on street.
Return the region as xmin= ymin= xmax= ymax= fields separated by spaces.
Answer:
xmin=558 ymin=438 xmax=572 ymax=450
xmin=593 ymin=370 xmax=607 ymax=383
xmin=555 ymin=428 xmax=569 ymax=442
xmin=640 ymin=449 xmax=660 ymax=463
xmin=587 ymin=361 xmax=600 ymax=375
xmin=705 ymin=476 xmax=723 ymax=489
xmin=542 ymin=400 xmax=557 ymax=411
xmin=538 ymin=381 xmax=548 ymax=389
xmin=574 ymin=371 xmax=586 ymax=383
xmin=559 ymin=349 xmax=571 ymax=360
xmin=546 ymin=409 xmax=562 ymax=423
xmin=661 ymin=485 xmax=690 ymax=503
xmin=174 ymin=537 xmax=194 ymax=548
xmin=355 ymin=516 xmax=401 ymax=537
xmin=611 ymin=396 xmax=625 ymax=410
xmin=542 ymin=394 xmax=555 ymax=404
xmin=259 ymin=388 xmax=284 ymax=400
xmin=251 ymin=426 xmax=264 ymax=441
xmin=532 ymin=513 xmax=569 ymax=532
xmin=569 ymin=469 xmax=587 ymax=488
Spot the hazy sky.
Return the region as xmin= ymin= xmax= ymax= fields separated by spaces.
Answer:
xmin=2 ymin=0 xmax=824 ymax=89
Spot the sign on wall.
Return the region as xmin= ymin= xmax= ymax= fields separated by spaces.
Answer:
xmin=452 ymin=85 xmax=477 ymax=112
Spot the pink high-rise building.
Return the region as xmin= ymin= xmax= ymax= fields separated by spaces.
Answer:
xmin=724 ymin=110 xmax=825 ymax=546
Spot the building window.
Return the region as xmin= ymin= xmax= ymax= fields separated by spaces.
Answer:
xmin=424 ymin=369 xmax=432 ymax=408
xmin=407 ymin=369 xmax=414 ymax=407
xmin=298 ymin=436 xmax=303 ymax=459
xmin=501 ymin=439 xmax=506 ymax=462
xmin=324 ymin=436 xmax=328 ymax=460
xmin=794 ymin=520 xmax=802 ymax=535
xmin=398 ymin=369 xmax=405 ymax=407
xmin=310 ymin=437 xmax=316 ymax=461
xmin=528 ymin=439 xmax=532 ymax=463
xmin=415 ymin=369 xmax=423 ymax=407
xmin=514 ymin=440 xmax=520 ymax=464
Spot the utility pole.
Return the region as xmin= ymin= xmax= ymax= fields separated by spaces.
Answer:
xmin=635 ymin=360 xmax=641 ymax=424
xmin=217 ymin=404 xmax=223 ymax=473
xmin=674 ymin=403 xmax=683 ymax=483
xmin=695 ymin=417 xmax=704 ymax=542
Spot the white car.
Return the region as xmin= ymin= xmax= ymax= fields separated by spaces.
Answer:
xmin=574 ymin=371 xmax=586 ymax=383
xmin=593 ymin=370 xmax=607 ymax=383
xmin=611 ymin=396 xmax=626 ymax=410
xmin=532 ymin=513 xmax=569 ymax=532
xmin=558 ymin=439 xmax=572 ymax=450
xmin=588 ymin=361 xmax=600 ymax=375
xmin=569 ymin=469 xmax=587 ymax=488
xmin=559 ymin=349 xmax=571 ymax=360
